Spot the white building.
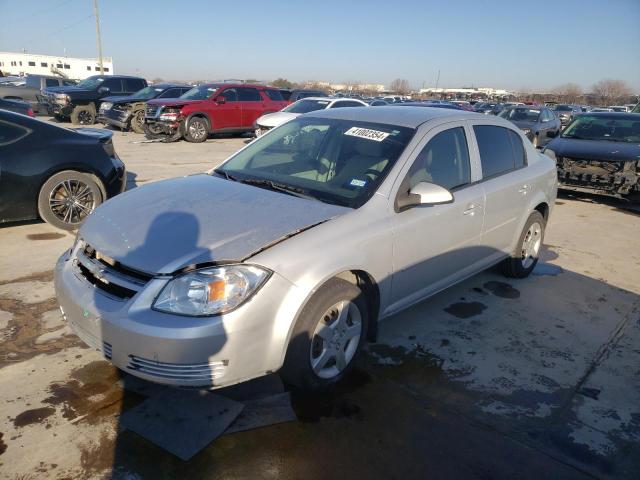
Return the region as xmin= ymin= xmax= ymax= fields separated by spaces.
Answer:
xmin=0 ymin=51 xmax=114 ymax=80
xmin=419 ymin=86 xmax=512 ymax=97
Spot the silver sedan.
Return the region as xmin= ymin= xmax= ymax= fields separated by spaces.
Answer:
xmin=54 ymin=106 xmax=557 ymax=390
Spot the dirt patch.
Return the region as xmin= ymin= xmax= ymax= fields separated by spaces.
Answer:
xmin=444 ymin=302 xmax=488 ymax=319
xmin=0 ymin=432 xmax=6 ymax=455
xmin=13 ymin=407 xmax=56 ymax=428
xmin=483 ymin=281 xmax=520 ymax=299
xmin=26 ymin=233 xmax=67 ymax=241
xmin=44 ymin=361 xmax=145 ymax=424
xmin=0 ymin=270 xmax=54 ymax=286
xmin=79 ymin=431 xmax=115 ymax=477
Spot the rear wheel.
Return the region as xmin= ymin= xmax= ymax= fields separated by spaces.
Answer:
xmin=281 ymin=279 xmax=368 ymax=391
xmin=184 ymin=117 xmax=209 ymax=143
xmin=501 ymin=211 xmax=545 ymax=278
xmin=38 ymin=171 xmax=103 ymax=231
xmin=70 ymin=105 xmax=96 ymax=125
xmin=129 ymin=109 xmax=146 ymax=134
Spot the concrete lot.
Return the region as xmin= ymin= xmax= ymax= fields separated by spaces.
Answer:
xmin=0 ymin=123 xmax=639 ymax=479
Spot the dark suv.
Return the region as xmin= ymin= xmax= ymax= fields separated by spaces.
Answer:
xmin=144 ymin=83 xmax=288 ymax=142
xmin=42 ymin=75 xmax=147 ymax=125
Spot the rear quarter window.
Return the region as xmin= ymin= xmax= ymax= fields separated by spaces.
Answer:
xmin=263 ymin=89 xmax=284 ymax=101
xmin=473 ymin=125 xmax=525 ymax=178
xmin=124 ymin=79 xmax=145 ymax=92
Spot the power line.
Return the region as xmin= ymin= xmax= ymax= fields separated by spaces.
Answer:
xmin=14 ymin=0 xmax=76 ymax=22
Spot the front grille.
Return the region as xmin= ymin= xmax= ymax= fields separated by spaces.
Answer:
xmin=128 ymin=355 xmax=227 ymax=383
xmin=74 ymin=244 xmax=152 ymax=300
xmin=145 ymin=105 xmax=159 ymax=118
xmin=103 ymin=341 xmax=113 ymax=360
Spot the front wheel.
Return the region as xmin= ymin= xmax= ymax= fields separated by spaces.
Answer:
xmin=501 ymin=211 xmax=545 ymax=278
xmin=37 ymin=171 xmax=103 ymax=231
xmin=70 ymin=105 xmax=96 ymax=125
xmin=129 ymin=109 xmax=146 ymax=134
xmin=281 ymin=279 xmax=368 ymax=391
xmin=184 ymin=117 xmax=209 ymax=143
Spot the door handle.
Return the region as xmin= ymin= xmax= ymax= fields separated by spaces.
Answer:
xmin=463 ymin=203 xmax=482 ymax=216
xmin=518 ymin=184 xmax=531 ymax=194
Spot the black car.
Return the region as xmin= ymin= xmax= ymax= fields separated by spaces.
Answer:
xmin=552 ymin=104 xmax=582 ymax=127
xmin=543 ymin=112 xmax=640 ymax=201
xmin=41 ymin=75 xmax=147 ymax=125
xmin=474 ymin=102 xmax=503 ymax=115
xmin=0 ymin=110 xmax=126 ymax=230
xmin=98 ymin=83 xmax=191 ymax=133
xmin=0 ymin=98 xmax=34 ymax=116
xmin=498 ymin=106 xmax=561 ymax=148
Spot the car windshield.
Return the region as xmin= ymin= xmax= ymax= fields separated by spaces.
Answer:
xmin=76 ymin=76 xmax=104 ymax=89
xmin=130 ymin=86 xmax=163 ymax=99
xmin=561 ymin=116 xmax=640 ymax=143
xmin=499 ymin=108 xmax=541 ymax=122
xmin=214 ymin=117 xmax=415 ymax=208
xmin=180 ymin=85 xmax=218 ymax=100
xmin=283 ymin=99 xmax=331 ymax=114
xmin=555 ymin=105 xmax=572 ymax=111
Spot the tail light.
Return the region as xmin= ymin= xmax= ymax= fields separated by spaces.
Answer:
xmin=27 ymin=108 xmax=34 ymax=117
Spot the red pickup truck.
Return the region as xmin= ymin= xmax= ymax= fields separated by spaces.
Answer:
xmin=144 ymin=83 xmax=287 ymax=142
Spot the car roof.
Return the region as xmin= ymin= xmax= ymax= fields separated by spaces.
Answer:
xmin=306 ymin=105 xmax=474 ymax=128
xmin=153 ymin=83 xmax=191 ymax=88
xmin=577 ymin=112 xmax=639 ymax=120
xmin=199 ymin=83 xmax=276 ymax=90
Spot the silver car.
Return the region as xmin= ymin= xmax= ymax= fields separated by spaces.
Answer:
xmin=54 ymin=107 xmax=557 ymax=390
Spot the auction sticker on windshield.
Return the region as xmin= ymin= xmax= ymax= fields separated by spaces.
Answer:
xmin=345 ymin=127 xmax=390 ymax=142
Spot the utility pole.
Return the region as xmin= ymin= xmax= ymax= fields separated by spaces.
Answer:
xmin=435 ymin=69 xmax=441 ymax=92
xmin=93 ymin=0 xmax=104 ymax=74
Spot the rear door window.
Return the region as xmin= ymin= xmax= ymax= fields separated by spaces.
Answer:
xmin=124 ymin=79 xmax=145 ymax=93
xmin=45 ymin=78 xmax=59 ymax=87
xmin=474 ymin=125 xmax=522 ymax=178
xmin=237 ymin=88 xmax=262 ymax=101
xmin=102 ymin=78 xmax=124 ymax=93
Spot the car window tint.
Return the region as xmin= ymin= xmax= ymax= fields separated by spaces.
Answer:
xmin=332 ymin=101 xmax=363 ymax=108
xmin=508 ymin=130 xmax=526 ymax=168
xmin=407 ymin=127 xmax=471 ymax=190
xmin=219 ymin=88 xmax=238 ymax=102
xmin=474 ymin=125 xmax=518 ymax=178
xmin=264 ymin=89 xmax=284 ymax=101
xmin=102 ymin=78 xmax=123 ymax=93
xmin=237 ymin=88 xmax=262 ymax=102
xmin=0 ymin=121 xmax=30 ymax=146
xmin=45 ymin=78 xmax=59 ymax=87
xmin=159 ymin=88 xmax=180 ymax=98
xmin=124 ymin=79 xmax=144 ymax=92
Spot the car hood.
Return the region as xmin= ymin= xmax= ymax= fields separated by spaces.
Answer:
xmin=510 ymin=120 xmax=537 ymax=129
xmin=146 ymin=98 xmax=200 ymax=108
xmin=547 ymin=137 xmax=640 ymax=162
xmin=79 ymin=174 xmax=349 ymax=274
xmin=256 ymin=111 xmax=299 ymax=128
xmin=43 ymin=86 xmax=93 ymax=95
xmin=101 ymin=95 xmax=144 ymax=104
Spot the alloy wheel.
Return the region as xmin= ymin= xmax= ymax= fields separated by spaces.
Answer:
xmin=309 ymin=300 xmax=362 ymax=379
xmin=48 ymin=179 xmax=96 ymax=225
xmin=78 ymin=111 xmax=94 ymax=125
xmin=521 ymin=221 xmax=542 ymax=268
xmin=189 ymin=120 xmax=207 ymax=140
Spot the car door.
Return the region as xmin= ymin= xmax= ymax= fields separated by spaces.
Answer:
xmin=0 ymin=119 xmax=34 ymax=221
xmin=238 ymin=87 xmax=265 ymax=128
xmin=213 ymin=88 xmax=241 ymax=129
xmin=388 ymin=122 xmax=486 ymax=312
xmin=470 ymin=123 xmax=531 ymax=259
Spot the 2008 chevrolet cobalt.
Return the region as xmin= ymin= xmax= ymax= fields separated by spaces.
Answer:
xmin=54 ymin=107 xmax=557 ymax=390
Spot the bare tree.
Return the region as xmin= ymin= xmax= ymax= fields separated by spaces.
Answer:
xmin=552 ymin=83 xmax=583 ymax=103
xmin=592 ymin=79 xmax=632 ymax=105
xmin=272 ymin=78 xmax=294 ymax=89
xmin=390 ymin=78 xmax=411 ymax=95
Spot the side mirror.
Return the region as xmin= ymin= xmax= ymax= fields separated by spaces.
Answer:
xmin=215 ymin=96 xmax=226 ymax=104
xmin=396 ymin=182 xmax=454 ymax=211
xmin=98 ymin=86 xmax=110 ymax=95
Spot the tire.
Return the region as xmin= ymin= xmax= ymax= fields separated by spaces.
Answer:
xmin=280 ymin=278 xmax=369 ymax=391
xmin=184 ymin=116 xmax=209 ymax=143
xmin=143 ymin=121 xmax=165 ymax=140
xmin=37 ymin=171 xmax=103 ymax=231
xmin=129 ymin=109 xmax=146 ymax=134
xmin=501 ymin=211 xmax=545 ymax=278
xmin=70 ymin=105 xmax=96 ymax=125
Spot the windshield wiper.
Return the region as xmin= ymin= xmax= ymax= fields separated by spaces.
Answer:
xmin=237 ymin=178 xmax=317 ymax=200
xmin=213 ymin=169 xmax=239 ymax=182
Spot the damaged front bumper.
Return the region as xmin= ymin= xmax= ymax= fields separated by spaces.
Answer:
xmin=98 ymin=107 xmax=131 ymax=129
xmin=556 ymin=156 xmax=640 ymax=198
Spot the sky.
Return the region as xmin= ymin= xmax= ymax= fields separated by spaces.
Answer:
xmin=1 ymin=0 xmax=639 ymax=92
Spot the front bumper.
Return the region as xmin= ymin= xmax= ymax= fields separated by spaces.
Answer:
xmin=255 ymin=125 xmax=272 ymax=137
xmin=54 ymin=248 xmax=302 ymax=388
xmin=98 ymin=108 xmax=131 ymax=129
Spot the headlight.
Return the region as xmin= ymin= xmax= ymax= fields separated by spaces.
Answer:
xmin=543 ymin=148 xmax=557 ymax=162
xmin=54 ymin=93 xmax=69 ymax=103
xmin=159 ymin=111 xmax=181 ymax=121
xmin=100 ymin=102 xmax=113 ymax=110
xmin=153 ymin=265 xmax=270 ymax=316
xmin=522 ymin=128 xmax=531 ymax=135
